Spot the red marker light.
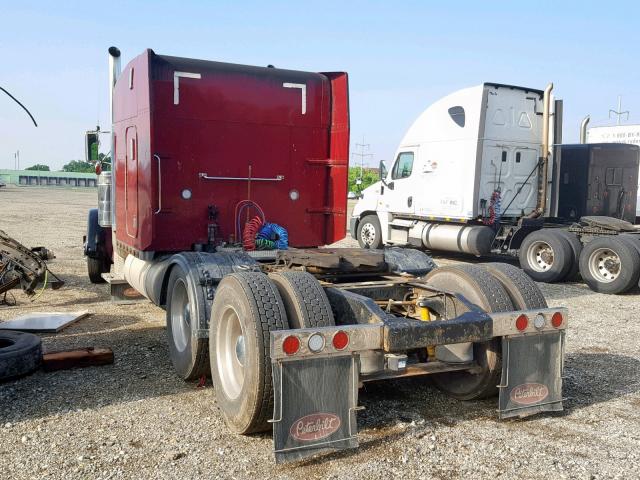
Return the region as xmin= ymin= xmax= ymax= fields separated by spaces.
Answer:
xmin=515 ymin=314 xmax=528 ymax=331
xmin=282 ymin=335 xmax=300 ymax=355
xmin=551 ymin=312 xmax=563 ymax=328
xmin=332 ymin=331 xmax=349 ymax=350
xmin=95 ymin=162 xmax=102 ymax=175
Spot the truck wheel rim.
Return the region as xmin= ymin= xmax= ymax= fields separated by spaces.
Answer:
xmin=527 ymin=241 xmax=554 ymax=272
xmin=361 ymin=223 xmax=377 ymax=246
xmin=588 ymin=247 xmax=620 ymax=283
xmin=170 ymin=279 xmax=191 ymax=352
xmin=216 ymin=306 xmax=245 ymax=399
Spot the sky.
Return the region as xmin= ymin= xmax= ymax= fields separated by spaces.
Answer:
xmin=1 ymin=1 xmax=640 ymax=171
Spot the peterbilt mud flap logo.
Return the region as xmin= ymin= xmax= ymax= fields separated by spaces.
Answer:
xmin=289 ymin=413 xmax=341 ymax=442
xmin=510 ymin=383 xmax=549 ymax=405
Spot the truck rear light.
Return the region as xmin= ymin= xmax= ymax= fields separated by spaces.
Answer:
xmin=533 ymin=313 xmax=546 ymax=329
xmin=515 ymin=314 xmax=528 ymax=331
xmin=282 ymin=335 xmax=300 ymax=355
xmin=332 ymin=331 xmax=349 ymax=350
xmin=307 ymin=333 xmax=325 ymax=353
xmin=551 ymin=312 xmax=563 ymax=328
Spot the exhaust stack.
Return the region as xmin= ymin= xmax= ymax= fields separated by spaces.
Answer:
xmin=107 ymin=47 xmax=121 ymax=238
xmin=536 ymin=82 xmax=554 ymax=216
xmin=108 ymin=46 xmax=121 ymax=123
xmin=580 ymin=115 xmax=590 ymax=144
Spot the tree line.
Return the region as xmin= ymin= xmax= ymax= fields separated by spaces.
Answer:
xmin=25 ymin=154 xmax=111 ymax=173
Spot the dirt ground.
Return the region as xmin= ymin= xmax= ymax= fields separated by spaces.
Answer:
xmin=0 ymin=186 xmax=639 ymax=479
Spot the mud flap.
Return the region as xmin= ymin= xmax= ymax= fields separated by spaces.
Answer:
xmin=498 ymin=331 xmax=564 ymax=419
xmin=271 ymin=354 xmax=360 ymax=463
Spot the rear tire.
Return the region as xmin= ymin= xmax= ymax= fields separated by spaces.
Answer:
xmin=357 ymin=215 xmax=383 ymax=249
xmin=268 ymin=271 xmax=335 ymax=329
xmin=423 ymin=264 xmax=514 ymax=400
xmin=483 ymin=262 xmax=548 ymax=309
xmin=209 ymin=272 xmax=288 ymax=434
xmin=579 ymin=236 xmax=640 ymax=294
xmin=519 ymin=229 xmax=573 ymax=283
xmin=556 ymin=230 xmax=582 ymax=281
xmin=0 ymin=331 xmax=42 ymax=382
xmin=166 ymin=265 xmax=210 ymax=380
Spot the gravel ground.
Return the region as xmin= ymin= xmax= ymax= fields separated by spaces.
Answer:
xmin=0 ymin=186 xmax=639 ymax=480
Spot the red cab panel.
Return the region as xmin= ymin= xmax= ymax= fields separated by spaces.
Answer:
xmin=112 ymin=50 xmax=349 ymax=254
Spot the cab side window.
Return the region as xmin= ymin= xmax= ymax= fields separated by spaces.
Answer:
xmin=391 ymin=152 xmax=414 ymax=180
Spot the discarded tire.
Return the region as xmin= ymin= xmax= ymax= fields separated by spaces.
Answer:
xmin=357 ymin=214 xmax=383 ymax=249
xmin=166 ymin=264 xmax=209 ymax=380
xmin=423 ymin=264 xmax=514 ymax=400
xmin=268 ymin=271 xmax=335 ymax=329
xmin=579 ymin=236 xmax=640 ymax=294
xmin=484 ymin=262 xmax=548 ymax=310
xmin=0 ymin=331 xmax=42 ymax=382
xmin=209 ymin=272 xmax=289 ymax=434
xmin=519 ymin=229 xmax=573 ymax=283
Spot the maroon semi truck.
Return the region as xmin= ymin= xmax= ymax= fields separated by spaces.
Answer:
xmin=83 ymin=47 xmax=568 ymax=462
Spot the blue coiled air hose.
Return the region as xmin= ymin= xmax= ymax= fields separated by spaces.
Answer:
xmin=256 ymin=223 xmax=288 ymax=250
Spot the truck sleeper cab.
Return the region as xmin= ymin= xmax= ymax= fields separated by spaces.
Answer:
xmin=352 ymin=82 xmax=640 ymax=294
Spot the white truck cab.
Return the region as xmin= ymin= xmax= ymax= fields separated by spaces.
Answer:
xmin=352 ymin=82 xmax=555 ymax=255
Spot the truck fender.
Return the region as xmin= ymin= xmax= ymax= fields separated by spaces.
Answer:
xmin=161 ymin=251 xmax=260 ymax=337
xmin=84 ymin=208 xmax=104 ymax=258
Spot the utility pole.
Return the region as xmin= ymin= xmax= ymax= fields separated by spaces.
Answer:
xmin=14 ymin=150 xmax=20 ymax=170
xmin=609 ymin=95 xmax=629 ymax=125
xmin=351 ymin=136 xmax=373 ymax=179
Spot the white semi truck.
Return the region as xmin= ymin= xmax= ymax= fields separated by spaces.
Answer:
xmin=351 ymin=82 xmax=640 ymax=294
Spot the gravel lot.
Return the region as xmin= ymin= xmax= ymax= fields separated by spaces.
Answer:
xmin=1 ymin=186 xmax=639 ymax=480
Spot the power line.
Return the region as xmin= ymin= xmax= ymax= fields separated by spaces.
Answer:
xmin=351 ymin=136 xmax=374 ymax=178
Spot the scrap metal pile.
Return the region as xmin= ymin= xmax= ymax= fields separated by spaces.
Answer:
xmin=0 ymin=230 xmax=62 ymax=303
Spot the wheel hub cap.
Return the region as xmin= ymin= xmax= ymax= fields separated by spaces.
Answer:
xmin=528 ymin=241 xmax=554 ymax=272
xmin=235 ymin=335 xmax=246 ymax=367
xmin=589 ymin=248 xmax=621 ymax=283
xmin=361 ymin=223 xmax=376 ymax=246
xmin=170 ymin=279 xmax=191 ymax=352
xmin=216 ymin=306 xmax=245 ymax=399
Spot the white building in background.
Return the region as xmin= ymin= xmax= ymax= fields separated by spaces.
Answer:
xmin=587 ymin=124 xmax=640 ymax=147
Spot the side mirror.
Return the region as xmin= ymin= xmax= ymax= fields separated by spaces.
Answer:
xmin=85 ymin=131 xmax=99 ymax=163
xmin=378 ymin=160 xmax=393 ymax=190
xmin=379 ymin=160 xmax=388 ymax=182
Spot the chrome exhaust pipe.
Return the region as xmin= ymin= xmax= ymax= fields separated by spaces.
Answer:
xmin=580 ymin=115 xmax=590 ymax=143
xmin=108 ymin=47 xmax=121 ymax=236
xmin=108 ymin=46 xmax=121 ymax=123
xmin=536 ymin=82 xmax=554 ymax=216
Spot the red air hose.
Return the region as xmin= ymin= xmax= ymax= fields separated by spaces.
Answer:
xmin=242 ymin=216 xmax=264 ymax=251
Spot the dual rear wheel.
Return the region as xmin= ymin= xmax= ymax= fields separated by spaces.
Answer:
xmin=172 ymin=262 xmax=547 ymax=431
xmin=208 ymin=271 xmax=334 ymax=434
xmin=423 ymin=263 xmax=547 ymax=400
xmin=519 ymin=229 xmax=640 ymax=294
